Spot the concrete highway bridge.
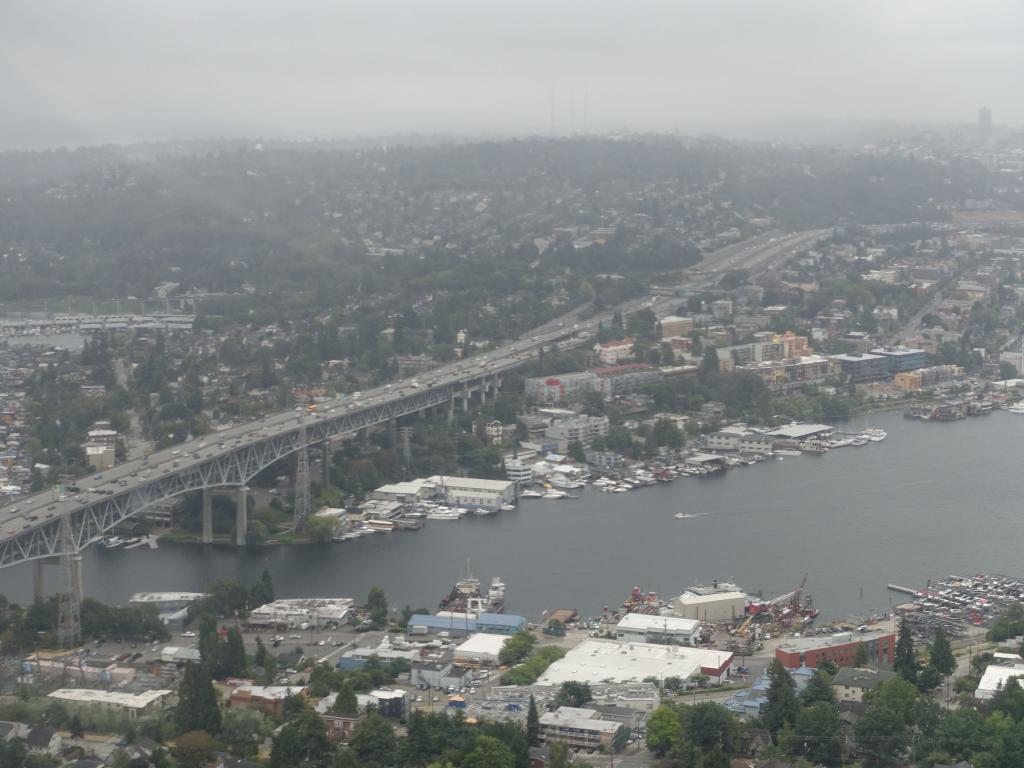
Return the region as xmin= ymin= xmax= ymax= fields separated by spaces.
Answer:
xmin=0 ymin=228 xmax=827 ymax=628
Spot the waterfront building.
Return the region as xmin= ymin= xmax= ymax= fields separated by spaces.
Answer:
xmin=870 ymin=346 xmax=928 ymax=373
xmin=829 ymin=352 xmax=890 ymax=382
xmin=536 ymin=639 xmax=733 ymax=686
xmin=702 ymin=429 xmax=774 ymax=454
xmin=248 ymin=598 xmax=354 ymax=628
xmin=539 ymin=707 xmax=621 ymax=750
xmin=427 ymin=475 xmax=516 ymax=510
xmin=544 ymin=415 xmax=609 ymax=449
xmin=129 ymin=591 xmax=206 ymax=631
xmin=475 ymin=613 xmax=526 ymax=635
xmin=673 ymin=584 xmax=747 ymax=623
xmin=47 ymin=689 xmax=171 ymax=720
xmin=775 ymin=629 xmax=895 ymax=670
xmin=614 ymin=613 xmax=701 ymax=646
xmin=504 ymin=458 xmax=533 ymax=485
xmin=832 ymin=667 xmax=898 ymax=702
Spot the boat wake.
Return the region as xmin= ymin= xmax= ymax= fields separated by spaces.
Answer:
xmin=673 ymin=512 xmax=710 ymax=520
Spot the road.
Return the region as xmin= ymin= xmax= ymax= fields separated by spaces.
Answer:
xmin=0 ymin=228 xmax=826 ymax=554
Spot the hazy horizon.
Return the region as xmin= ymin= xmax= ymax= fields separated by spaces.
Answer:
xmin=2 ymin=1 xmax=1018 ymax=150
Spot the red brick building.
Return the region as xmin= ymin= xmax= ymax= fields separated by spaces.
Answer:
xmin=775 ymin=629 xmax=895 ymax=670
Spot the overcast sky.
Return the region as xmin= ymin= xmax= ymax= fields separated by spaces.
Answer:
xmin=1 ymin=1 xmax=1018 ymax=149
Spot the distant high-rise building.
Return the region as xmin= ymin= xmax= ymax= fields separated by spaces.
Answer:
xmin=978 ymin=106 xmax=993 ymax=144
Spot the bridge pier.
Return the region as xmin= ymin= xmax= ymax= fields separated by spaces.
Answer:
xmin=34 ymin=560 xmax=44 ymax=603
xmin=321 ymin=442 xmax=331 ymax=486
xmin=447 ymin=395 xmax=455 ymax=425
xmin=462 ymin=383 xmax=469 ymax=412
xmin=235 ymin=487 xmax=248 ymax=546
xmin=201 ymin=488 xmax=213 ymax=544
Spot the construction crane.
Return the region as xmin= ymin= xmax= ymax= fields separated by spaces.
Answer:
xmin=792 ymin=573 xmax=808 ymax=611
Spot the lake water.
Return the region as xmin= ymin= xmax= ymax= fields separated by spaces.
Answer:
xmin=3 ymin=410 xmax=1022 ymax=621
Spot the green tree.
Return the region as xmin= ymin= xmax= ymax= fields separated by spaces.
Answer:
xmin=220 ymin=708 xmax=271 ymax=758
xmin=254 ymin=635 xmax=268 ymax=669
xmin=174 ymin=662 xmax=221 ymax=736
xmin=332 ymin=681 xmax=359 ymax=716
xmin=680 ymin=701 xmax=738 ymax=754
xmin=499 ymin=631 xmax=537 ymax=665
xmin=549 ymin=741 xmax=572 ymax=768
xmin=929 ymin=626 xmax=955 ymax=677
xmin=764 ymin=659 xmax=799 ymax=741
xmin=855 ymin=705 xmax=905 ymax=765
xmin=612 ymin=724 xmax=631 ymax=753
xmin=464 ymin=735 xmax=514 ymax=768
xmin=173 ymin=730 xmax=219 ymax=768
xmin=306 ymin=515 xmax=336 ymax=543
xmin=567 ymin=440 xmax=586 ymax=463
xmin=555 ymin=681 xmax=593 ymax=708
xmin=894 ymin=617 xmax=918 ymax=684
xmin=789 ymin=702 xmax=841 ymax=765
xmin=581 ymin=390 xmax=605 ymax=416
xmin=853 ymin=641 xmax=869 ymax=668
xmin=366 ymin=586 xmax=389 ymax=628
xmin=68 ymin=713 xmax=84 ymax=738
xmin=350 ymin=710 xmax=396 ymax=765
xmin=866 ymin=677 xmax=919 ymax=724
xmin=268 ymin=707 xmax=334 ymax=768
xmin=646 ymin=705 xmax=682 ymax=756
xmin=223 ymin=627 xmax=248 ymax=677
xmin=526 ymin=695 xmax=540 ymax=746
xmin=917 ymin=663 xmax=943 ymax=693
xmin=800 ymin=668 xmax=837 ymax=706
xmin=818 ymin=657 xmax=839 ymax=677
xmin=700 ymin=347 xmax=720 ymax=377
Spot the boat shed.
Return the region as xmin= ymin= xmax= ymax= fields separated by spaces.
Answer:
xmin=766 ymin=423 xmax=833 ymax=440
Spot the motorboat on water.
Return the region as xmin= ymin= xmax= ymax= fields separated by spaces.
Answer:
xmin=864 ymin=427 xmax=887 ymax=442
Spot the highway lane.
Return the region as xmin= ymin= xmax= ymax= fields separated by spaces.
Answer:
xmin=0 ymin=228 xmax=826 ymax=545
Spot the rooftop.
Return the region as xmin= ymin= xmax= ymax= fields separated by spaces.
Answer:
xmin=616 ymin=613 xmax=700 ymax=633
xmin=776 ymin=628 xmax=893 ymax=653
xmin=455 ymin=633 xmax=509 ymax=656
xmin=539 ymin=707 xmax=620 ymax=734
xmin=129 ymin=591 xmax=207 ymax=604
xmin=832 ymin=667 xmax=898 ymax=690
xmin=765 ymin=423 xmax=833 ymax=439
xmin=536 ymin=639 xmax=732 ymax=685
xmin=48 ymin=689 xmax=172 ymax=708
xmin=829 ymin=352 xmax=886 ymax=363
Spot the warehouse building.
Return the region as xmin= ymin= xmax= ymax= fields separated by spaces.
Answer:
xmin=775 ymin=628 xmax=895 ymax=670
xmin=673 ymin=584 xmax=747 ymax=624
xmin=337 ymin=646 xmax=416 ymax=671
xmin=536 ymin=639 xmax=734 ymax=686
xmin=615 ymin=613 xmax=701 ymax=646
xmin=48 ymin=689 xmax=172 ymax=720
xmin=975 ymin=664 xmax=1024 ymax=700
xmin=428 ymin=476 xmax=516 ymax=510
xmin=453 ymin=633 xmax=508 ymax=667
xmin=248 ymin=598 xmax=353 ymax=628
xmin=407 ymin=611 xmax=524 ymax=637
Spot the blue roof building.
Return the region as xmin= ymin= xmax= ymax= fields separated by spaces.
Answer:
xmin=476 ymin=613 xmax=526 ymax=635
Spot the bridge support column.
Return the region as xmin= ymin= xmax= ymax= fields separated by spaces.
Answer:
xmin=462 ymin=383 xmax=469 ymax=412
xmin=70 ymin=553 xmax=83 ymax=604
xmin=447 ymin=395 xmax=455 ymax=425
xmin=235 ymin=487 xmax=248 ymax=546
xmin=34 ymin=560 xmax=45 ymax=603
xmin=321 ymin=442 xmax=331 ymax=486
xmin=201 ymin=489 xmax=213 ymax=544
